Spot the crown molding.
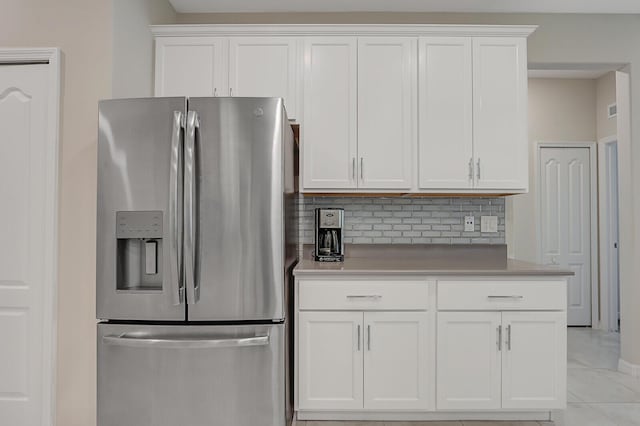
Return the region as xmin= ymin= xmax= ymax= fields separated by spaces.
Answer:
xmin=151 ymin=24 xmax=537 ymax=38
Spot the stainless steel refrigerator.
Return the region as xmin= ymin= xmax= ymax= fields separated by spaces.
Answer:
xmin=96 ymin=97 xmax=297 ymax=426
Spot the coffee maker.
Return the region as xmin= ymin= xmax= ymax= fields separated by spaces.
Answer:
xmin=314 ymin=208 xmax=345 ymax=262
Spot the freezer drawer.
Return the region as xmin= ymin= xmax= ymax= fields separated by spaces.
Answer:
xmin=98 ymin=323 xmax=287 ymax=426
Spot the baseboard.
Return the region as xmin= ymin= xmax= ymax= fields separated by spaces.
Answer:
xmin=618 ymin=358 xmax=640 ymax=377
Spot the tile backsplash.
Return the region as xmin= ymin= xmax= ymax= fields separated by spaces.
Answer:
xmin=298 ymin=196 xmax=505 ymax=245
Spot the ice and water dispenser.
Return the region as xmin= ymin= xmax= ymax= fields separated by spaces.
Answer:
xmin=115 ymin=211 xmax=163 ymax=291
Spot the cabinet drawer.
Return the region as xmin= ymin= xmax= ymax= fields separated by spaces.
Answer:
xmin=298 ymin=280 xmax=428 ymax=311
xmin=437 ymin=280 xmax=566 ymax=311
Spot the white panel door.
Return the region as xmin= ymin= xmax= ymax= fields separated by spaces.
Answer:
xmin=229 ymin=37 xmax=298 ymax=118
xmin=540 ymin=147 xmax=592 ymax=325
xmin=302 ymin=38 xmax=358 ymax=190
xmin=0 ymin=64 xmax=49 ymax=426
xmin=155 ymin=37 xmax=227 ymax=97
xmin=436 ymin=312 xmax=502 ymax=410
xmin=363 ymin=312 xmax=430 ymax=410
xmin=357 ymin=37 xmax=415 ymax=190
xmin=502 ymin=312 xmax=567 ymax=409
xmin=298 ymin=311 xmax=363 ymax=410
xmin=418 ymin=37 xmax=473 ymax=189
xmin=472 ymin=37 xmax=528 ymax=190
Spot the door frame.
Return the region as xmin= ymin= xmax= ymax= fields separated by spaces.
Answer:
xmin=597 ymin=135 xmax=620 ymax=332
xmin=536 ymin=141 xmax=599 ymax=328
xmin=0 ymin=47 xmax=61 ymax=425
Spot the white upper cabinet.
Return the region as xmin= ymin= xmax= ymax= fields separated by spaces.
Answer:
xmin=228 ymin=37 xmax=299 ymax=118
xmin=302 ymin=37 xmax=358 ymax=189
xmin=472 ymin=37 xmax=528 ymax=190
xmin=357 ymin=38 xmax=415 ymax=190
xmin=155 ymin=37 xmax=227 ymax=97
xmin=418 ymin=37 xmax=473 ymax=190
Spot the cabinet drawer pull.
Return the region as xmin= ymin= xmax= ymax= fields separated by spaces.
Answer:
xmin=367 ymin=325 xmax=371 ymax=351
xmin=497 ymin=325 xmax=502 ymax=351
xmin=487 ymin=295 xmax=524 ymax=299
xmin=507 ymin=324 xmax=512 ymax=351
xmin=346 ymin=295 xmax=382 ymax=300
xmin=357 ymin=324 xmax=361 ymax=351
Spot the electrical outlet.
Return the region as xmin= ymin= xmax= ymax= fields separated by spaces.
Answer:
xmin=481 ymin=216 xmax=498 ymax=233
xmin=464 ymin=216 xmax=475 ymax=232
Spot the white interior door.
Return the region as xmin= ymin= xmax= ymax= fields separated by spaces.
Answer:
xmin=539 ymin=147 xmax=592 ymax=325
xmin=601 ymin=141 xmax=620 ymax=331
xmin=0 ymin=63 xmax=51 ymax=426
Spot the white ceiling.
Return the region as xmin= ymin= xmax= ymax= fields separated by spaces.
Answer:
xmin=170 ymin=0 xmax=640 ymax=14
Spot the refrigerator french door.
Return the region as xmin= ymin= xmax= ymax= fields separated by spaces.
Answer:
xmin=96 ymin=97 xmax=296 ymax=426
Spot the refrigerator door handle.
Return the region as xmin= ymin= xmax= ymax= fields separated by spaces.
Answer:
xmin=184 ymin=110 xmax=199 ymax=304
xmin=102 ymin=334 xmax=269 ymax=349
xmin=169 ymin=110 xmax=185 ymax=306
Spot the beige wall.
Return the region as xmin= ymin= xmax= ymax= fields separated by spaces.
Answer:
xmin=112 ymin=0 xmax=176 ymax=98
xmin=508 ymin=78 xmax=596 ymax=262
xmin=0 ymin=1 xmax=112 ymax=425
xmin=596 ymin=71 xmax=617 ymax=141
xmin=174 ymin=12 xmax=640 ymax=367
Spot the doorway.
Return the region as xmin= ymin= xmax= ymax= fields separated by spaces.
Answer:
xmin=538 ymin=144 xmax=598 ymax=326
xmin=0 ymin=49 xmax=60 ymax=426
xmin=598 ymin=137 xmax=621 ymax=332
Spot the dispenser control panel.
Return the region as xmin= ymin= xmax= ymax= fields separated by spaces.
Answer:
xmin=116 ymin=211 xmax=163 ymax=239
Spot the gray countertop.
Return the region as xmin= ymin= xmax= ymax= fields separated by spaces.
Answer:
xmin=293 ymin=244 xmax=573 ymax=277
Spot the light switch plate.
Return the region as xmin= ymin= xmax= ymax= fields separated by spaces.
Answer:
xmin=481 ymin=216 xmax=498 ymax=233
xmin=464 ymin=216 xmax=475 ymax=232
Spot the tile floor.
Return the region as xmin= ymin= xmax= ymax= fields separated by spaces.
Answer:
xmin=296 ymin=328 xmax=640 ymax=426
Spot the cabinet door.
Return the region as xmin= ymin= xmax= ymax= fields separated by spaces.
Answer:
xmin=358 ymin=37 xmax=415 ymax=190
xmin=502 ymin=312 xmax=567 ymax=409
xmin=302 ymin=38 xmax=358 ymax=190
xmin=363 ymin=312 xmax=431 ymax=410
xmin=472 ymin=37 xmax=528 ymax=190
xmin=155 ymin=37 xmax=227 ymax=97
xmin=418 ymin=37 xmax=473 ymax=190
xmin=298 ymin=311 xmax=363 ymax=410
xmin=436 ymin=312 xmax=502 ymax=410
xmin=228 ymin=37 xmax=299 ymax=119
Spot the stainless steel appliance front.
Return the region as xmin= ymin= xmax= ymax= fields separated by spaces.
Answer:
xmin=98 ymin=323 xmax=286 ymax=426
xmin=186 ymin=98 xmax=289 ymax=321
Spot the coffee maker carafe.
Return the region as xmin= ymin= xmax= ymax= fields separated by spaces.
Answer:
xmin=314 ymin=208 xmax=345 ymax=262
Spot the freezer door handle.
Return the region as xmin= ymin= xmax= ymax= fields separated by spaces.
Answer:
xmin=102 ymin=334 xmax=270 ymax=349
xmin=169 ymin=111 xmax=185 ymax=306
xmin=184 ymin=110 xmax=199 ymax=304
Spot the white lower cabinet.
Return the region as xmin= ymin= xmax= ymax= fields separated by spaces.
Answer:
xmin=437 ymin=312 xmax=502 ymax=410
xmin=298 ymin=310 xmax=430 ymax=411
xmin=364 ymin=312 xmax=430 ymax=409
xmin=437 ymin=310 xmax=567 ymax=411
xmin=298 ymin=311 xmax=363 ymax=410
xmin=501 ymin=311 xmax=567 ymax=409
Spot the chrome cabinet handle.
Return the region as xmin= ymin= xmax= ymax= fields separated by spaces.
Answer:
xmin=497 ymin=325 xmax=502 ymax=351
xmin=346 ymin=295 xmax=382 ymax=300
xmin=103 ymin=334 xmax=269 ymax=349
xmin=487 ymin=295 xmax=524 ymax=299
xmin=506 ymin=324 xmax=512 ymax=351
xmin=360 ymin=157 xmax=364 ymax=181
xmin=468 ymin=157 xmax=474 ymax=181
xmin=357 ymin=325 xmax=361 ymax=351
xmin=367 ymin=325 xmax=371 ymax=351
xmin=213 ymin=88 xmax=217 ymax=97
xmin=476 ymin=158 xmax=481 ymax=180
xmin=169 ymin=111 xmax=185 ymax=306
xmin=184 ymin=110 xmax=199 ymax=304
xmin=229 ymin=87 xmax=233 ymax=96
